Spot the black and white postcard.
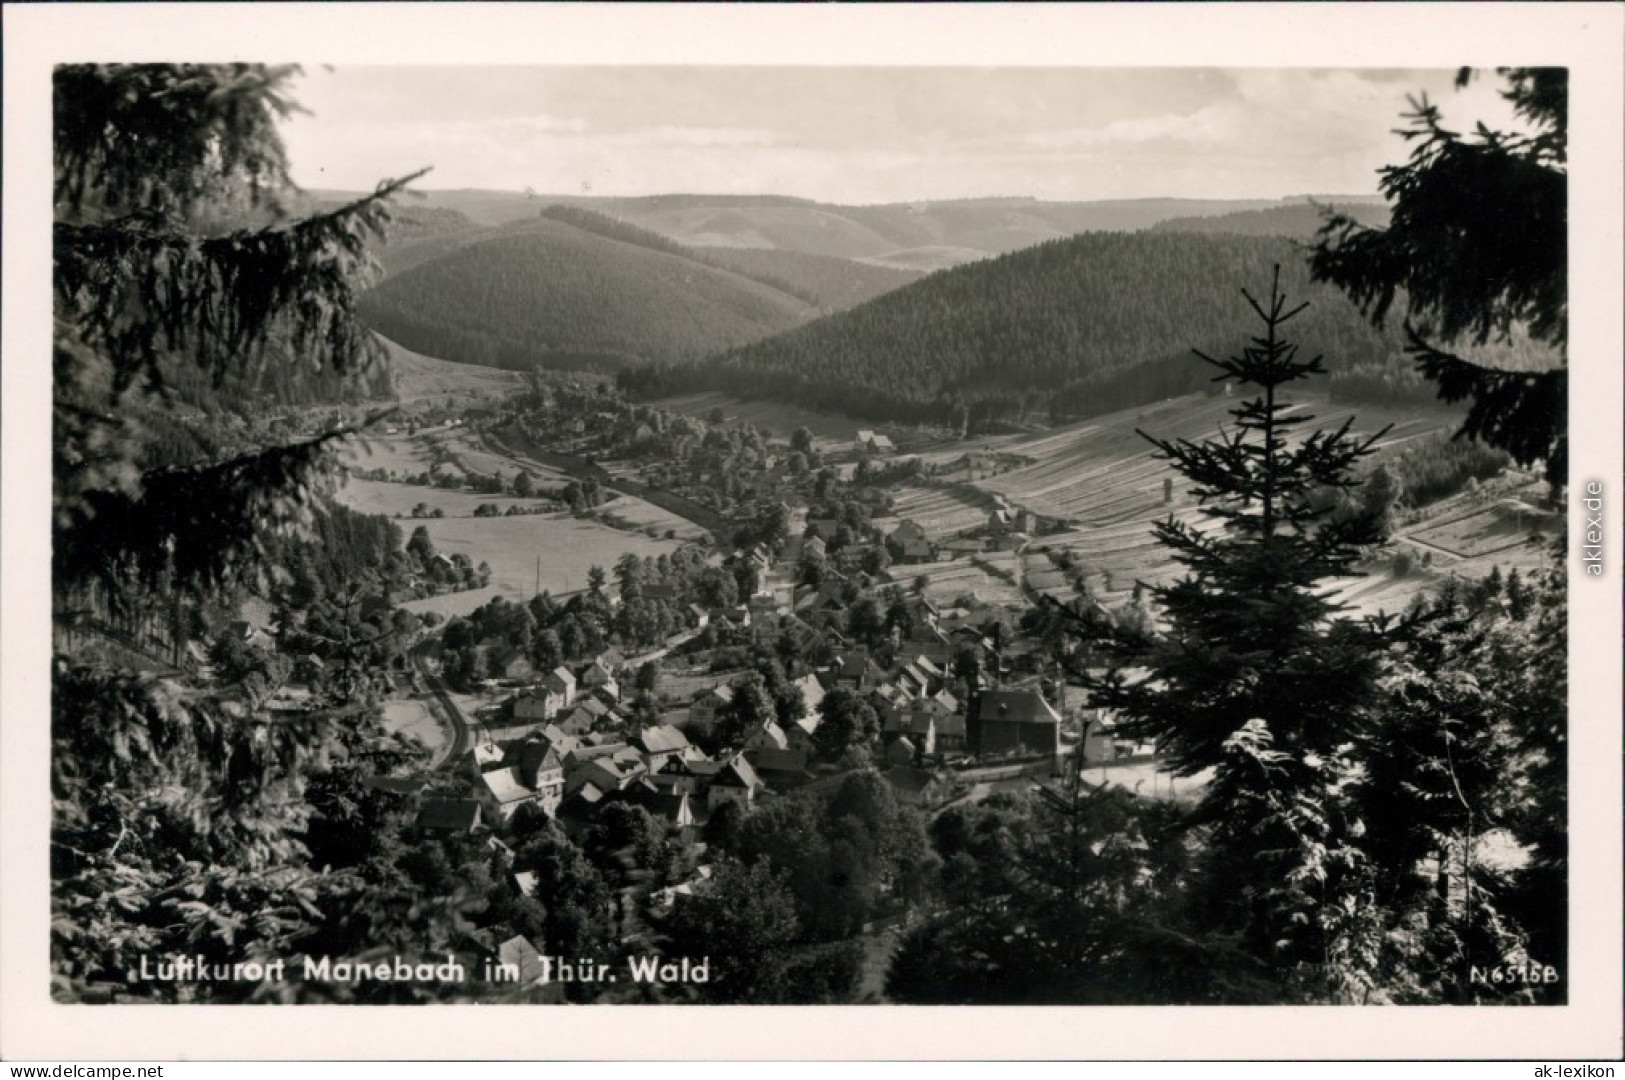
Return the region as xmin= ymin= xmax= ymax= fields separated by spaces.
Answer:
xmin=3 ymin=1 xmax=1620 ymax=1064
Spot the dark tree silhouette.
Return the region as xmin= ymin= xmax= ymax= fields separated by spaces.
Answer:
xmin=1310 ymin=68 xmax=1567 ymax=489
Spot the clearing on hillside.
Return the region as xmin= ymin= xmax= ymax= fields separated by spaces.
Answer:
xmin=380 ymin=333 xmax=525 ymax=404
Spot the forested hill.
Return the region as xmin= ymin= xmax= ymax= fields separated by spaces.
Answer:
xmin=357 ymin=216 xmax=821 ymax=373
xmin=1150 ymin=201 xmax=1389 ymax=238
xmin=658 ymin=232 xmax=1419 ymax=429
xmin=537 ymin=205 xmax=926 ymax=311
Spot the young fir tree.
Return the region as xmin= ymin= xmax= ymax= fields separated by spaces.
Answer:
xmin=1091 ymin=268 xmax=1391 ymax=774
xmin=1081 ymin=270 xmax=1400 ymax=996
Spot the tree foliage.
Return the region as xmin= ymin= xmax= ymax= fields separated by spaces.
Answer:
xmin=54 ymin=64 xmax=425 ymax=609
xmin=1087 ymin=270 xmax=1392 ymax=773
xmin=1310 ymin=68 xmax=1567 ymax=487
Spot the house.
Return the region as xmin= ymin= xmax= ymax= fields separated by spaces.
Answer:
xmin=415 ymin=798 xmax=484 ymax=833
xmin=908 ymin=595 xmax=943 ymax=628
xmin=632 ymin=724 xmax=699 ymax=770
xmin=564 ymin=743 xmax=648 ymax=795
xmin=512 ymin=685 xmax=564 ymax=723
xmin=490 ymin=648 xmax=534 ymax=681
xmin=744 ymin=720 xmax=809 ymax=774
xmin=555 ymin=696 xmax=613 ymax=736
xmin=687 ymin=603 xmax=711 ymax=629
xmin=803 ymin=535 xmax=827 ymax=561
xmin=786 ymin=716 xmax=821 ymax=756
xmin=889 ymin=519 xmax=927 ymax=546
xmin=934 ymin=710 xmax=969 ymax=754
xmin=899 ymin=538 xmax=934 ymax=562
xmin=693 ymin=753 xmax=764 ymax=811
xmin=789 ymin=672 xmax=826 ymax=725
xmin=545 ymin=665 xmax=577 ymax=705
xmin=896 ymin=658 xmax=942 ymax=698
xmin=882 ymin=766 xmax=948 ymax=807
xmin=968 ymin=688 xmax=1061 ymax=759
xmin=580 ymin=658 xmax=618 ymax=696
xmin=806 ymin=518 xmax=840 ymax=541
xmin=649 ymin=753 xmax=705 ymax=796
xmin=856 ymin=431 xmax=895 ymax=453
xmin=885 ymin=735 xmax=918 ymax=766
xmin=517 ymin=739 xmax=566 ymax=809
xmin=471 ymin=740 xmax=507 ymax=772
xmin=689 ymin=684 xmax=735 ymax=735
xmin=898 ymin=626 xmax=954 ymax=666
xmin=478 ymin=766 xmax=543 ymax=822
xmin=833 ymin=648 xmax=886 ymax=693
xmin=642 ymin=583 xmax=679 ymax=603
xmin=717 ymin=606 xmax=752 ymax=630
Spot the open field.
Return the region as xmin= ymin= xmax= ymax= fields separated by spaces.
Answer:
xmin=595 ymin=494 xmax=711 ymax=542
xmin=886 ymin=556 xmax=1026 ymax=609
xmin=884 ymin=484 xmax=996 ymax=537
xmin=381 ymin=696 xmax=450 ymax=762
xmin=380 ymin=333 xmax=525 ymax=405
xmin=338 ymin=432 xmax=439 ymax=476
xmin=398 ymin=513 xmax=681 ymax=618
xmin=977 ymin=394 xmax=1458 ymax=527
xmin=336 ymin=477 xmax=559 ymax=519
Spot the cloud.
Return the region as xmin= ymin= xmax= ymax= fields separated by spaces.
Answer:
xmin=283 ymin=67 xmax=1469 ymax=201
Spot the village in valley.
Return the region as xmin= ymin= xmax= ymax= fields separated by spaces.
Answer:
xmin=270 ymin=352 xmax=1548 ymax=997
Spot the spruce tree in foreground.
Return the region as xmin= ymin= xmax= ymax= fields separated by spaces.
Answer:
xmin=1082 ymin=270 xmax=1399 ymax=992
xmin=1090 ymin=267 xmax=1391 ymax=773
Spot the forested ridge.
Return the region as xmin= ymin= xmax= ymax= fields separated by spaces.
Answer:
xmin=649 ymin=232 xmax=1420 ymax=430
xmin=357 ymin=217 xmax=819 ymax=374
xmin=1151 ymin=201 xmax=1389 ymax=238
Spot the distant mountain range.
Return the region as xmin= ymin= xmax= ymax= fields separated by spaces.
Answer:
xmin=313 ymin=187 xmax=1383 ymax=263
xmin=1150 ymin=201 xmax=1390 ymax=238
xmin=329 ymin=188 xmax=1405 ymax=417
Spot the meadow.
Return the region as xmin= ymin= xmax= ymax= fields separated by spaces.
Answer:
xmin=397 ymin=512 xmax=681 ymax=619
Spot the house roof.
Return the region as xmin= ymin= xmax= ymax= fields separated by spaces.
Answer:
xmin=972 ymin=689 xmax=1062 ymax=725
xmin=569 ymin=741 xmax=631 ymax=763
xmin=481 ymin=766 xmax=534 ymax=806
xmin=791 ymin=673 xmax=826 ymax=716
xmin=635 ymin=725 xmax=692 ymax=755
xmin=696 ymin=684 xmax=735 ymax=705
xmin=713 ymin=754 xmax=762 ymax=790
xmin=750 ymin=721 xmax=789 ymax=750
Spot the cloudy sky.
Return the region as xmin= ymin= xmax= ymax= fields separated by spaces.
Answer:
xmin=280 ymin=66 xmax=1517 ymax=204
